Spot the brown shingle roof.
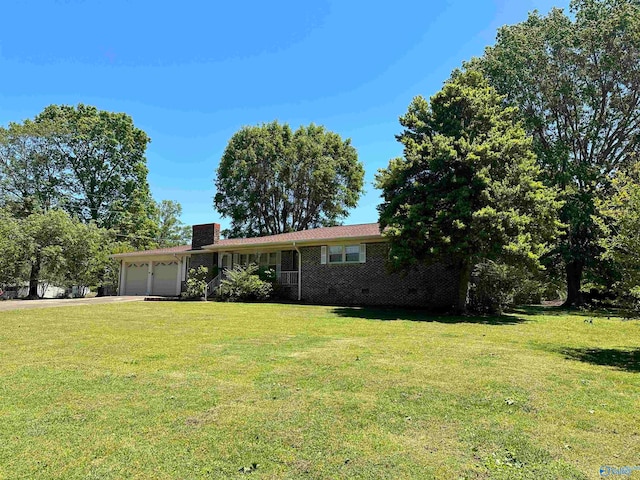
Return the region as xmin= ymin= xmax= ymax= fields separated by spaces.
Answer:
xmin=112 ymin=223 xmax=383 ymax=258
xmin=214 ymin=223 xmax=382 ymax=247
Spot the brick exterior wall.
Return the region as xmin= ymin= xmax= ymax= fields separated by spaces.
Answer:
xmin=189 ymin=252 xmax=218 ymax=282
xmin=191 ymin=223 xmax=220 ymax=249
xmin=299 ymin=243 xmax=458 ymax=309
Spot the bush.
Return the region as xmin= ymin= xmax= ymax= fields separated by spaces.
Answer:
xmin=218 ymin=264 xmax=273 ymax=302
xmin=468 ymin=261 xmax=515 ymax=314
xmin=257 ymin=266 xmax=276 ymax=283
xmin=468 ymin=261 xmax=548 ymax=314
xmin=183 ymin=266 xmax=208 ymax=299
xmin=512 ymin=278 xmax=545 ymax=306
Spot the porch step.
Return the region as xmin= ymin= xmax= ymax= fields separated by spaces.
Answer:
xmin=144 ymin=296 xmax=180 ymax=301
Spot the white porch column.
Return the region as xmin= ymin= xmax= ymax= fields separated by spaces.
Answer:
xmin=146 ymin=261 xmax=154 ymax=295
xmin=176 ymin=257 xmax=183 ymax=296
xmin=120 ymin=260 xmax=127 ymax=295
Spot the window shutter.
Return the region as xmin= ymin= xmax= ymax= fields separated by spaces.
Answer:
xmin=233 ymin=253 xmax=239 ymax=267
xmin=321 ymin=246 xmax=327 ymax=264
xmin=359 ymin=244 xmax=366 ymax=263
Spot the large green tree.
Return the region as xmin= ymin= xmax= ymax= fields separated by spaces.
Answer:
xmin=0 ymin=119 xmax=68 ymax=217
xmin=1 ymin=104 xmax=159 ymax=244
xmin=215 ymin=121 xmax=364 ymax=237
xmin=470 ymin=0 xmax=640 ymax=305
xmin=155 ymin=200 xmax=191 ymax=247
xmin=0 ymin=120 xmax=71 ymax=290
xmin=1 ymin=105 xmax=162 ymax=294
xmin=375 ymin=71 xmax=562 ymax=313
xmin=34 ymin=104 xmax=154 ymax=230
xmin=21 ymin=210 xmax=102 ymax=298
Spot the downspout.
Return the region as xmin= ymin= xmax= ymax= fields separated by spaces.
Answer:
xmin=293 ymin=242 xmax=301 ymax=301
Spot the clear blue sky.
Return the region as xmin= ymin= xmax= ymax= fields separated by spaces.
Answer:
xmin=0 ymin=0 xmax=569 ymax=230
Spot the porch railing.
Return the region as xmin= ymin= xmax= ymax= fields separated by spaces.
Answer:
xmin=206 ymin=274 xmax=221 ymax=298
xmin=279 ymin=271 xmax=299 ymax=286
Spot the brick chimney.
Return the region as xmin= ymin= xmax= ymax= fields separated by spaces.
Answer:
xmin=191 ymin=223 xmax=220 ymax=250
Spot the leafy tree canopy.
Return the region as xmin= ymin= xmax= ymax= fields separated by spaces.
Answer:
xmin=34 ymin=104 xmax=153 ymax=229
xmin=375 ymin=71 xmax=562 ymax=312
xmin=597 ymin=162 xmax=640 ymax=309
xmin=0 ymin=106 xmax=193 ymax=295
xmin=155 ymin=200 xmax=191 ymax=247
xmin=215 ymin=121 xmax=364 ymax=238
xmin=468 ymin=0 xmax=640 ymax=305
xmin=18 ymin=210 xmax=113 ymax=297
xmin=0 ymin=119 xmax=68 ymax=217
xmin=0 ymin=210 xmax=26 ymax=286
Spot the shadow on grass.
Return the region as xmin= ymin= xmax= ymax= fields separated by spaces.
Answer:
xmin=332 ymin=307 xmax=527 ymax=325
xmin=509 ymin=305 xmax=633 ymax=319
xmin=560 ymin=347 xmax=640 ymax=373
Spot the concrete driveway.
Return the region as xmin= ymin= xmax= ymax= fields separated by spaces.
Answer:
xmin=0 ymin=296 xmax=145 ymax=312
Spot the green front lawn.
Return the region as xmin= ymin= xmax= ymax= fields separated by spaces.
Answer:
xmin=0 ymin=303 xmax=638 ymax=479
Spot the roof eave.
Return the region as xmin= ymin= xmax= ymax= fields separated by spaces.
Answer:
xmin=200 ymin=234 xmax=386 ymax=251
xmin=110 ymin=250 xmax=193 ymax=259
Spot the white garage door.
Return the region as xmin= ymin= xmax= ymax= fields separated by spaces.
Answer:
xmin=125 ymin=263 xmax=148 ymax=296
xmin=152 ymin=261 xmax=179 ymax=296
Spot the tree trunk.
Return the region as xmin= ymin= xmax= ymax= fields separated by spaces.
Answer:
xmin=27 ymin=254 xmax=41 ymax=299
xmin=455 ymin=261 xmax=473 ymax=315
xmin=562 ymin=260 xmax=584 ymax=307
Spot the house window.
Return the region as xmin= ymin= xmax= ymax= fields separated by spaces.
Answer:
xmin=345 ymin=245 xmax=360 ymax=263
xmin=325 ymin=244 xmax=365 ymax=264
xmin=328 ymin=246 xmax=343 ymax=264
xmin=258 ymin=252 xmax=278 ymax=270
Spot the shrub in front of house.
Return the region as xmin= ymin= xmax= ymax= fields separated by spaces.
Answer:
xmin=218 ymin=264 xmax=273 ymax=302
xmin=182 ymin=266 xmax=209 ymax=299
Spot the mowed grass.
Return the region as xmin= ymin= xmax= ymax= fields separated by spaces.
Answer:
xmin=0 ymin=303 xmax=638 ymax=479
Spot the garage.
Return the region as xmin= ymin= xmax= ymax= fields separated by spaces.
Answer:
xmin=152 ymin=261 xmax=179 ymax=296
xmin=125 ymin=263 xmax=148 ymax=296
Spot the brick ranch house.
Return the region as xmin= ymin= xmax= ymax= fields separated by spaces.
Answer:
xmin=112 ymin=222 xmax=458 ymax=308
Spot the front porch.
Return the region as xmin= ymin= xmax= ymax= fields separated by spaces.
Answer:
xmin=202 ymin=249 xmax=300 ymax=297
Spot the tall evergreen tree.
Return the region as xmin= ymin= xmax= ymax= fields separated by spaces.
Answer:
xmin=376 ymin=71 xmax=562 ymax=313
